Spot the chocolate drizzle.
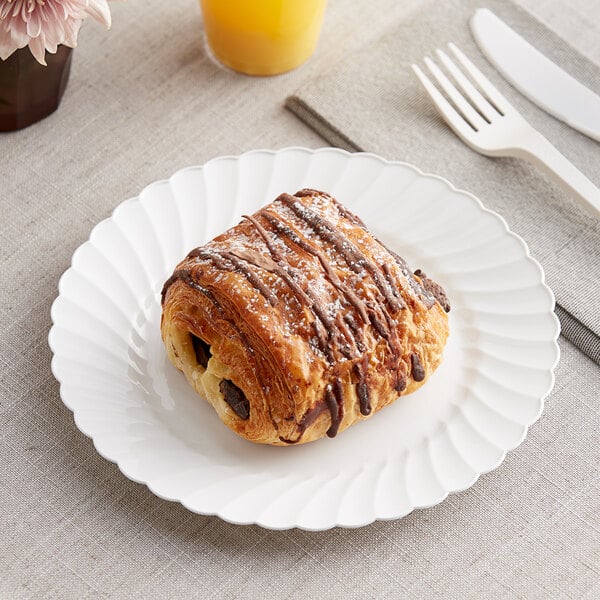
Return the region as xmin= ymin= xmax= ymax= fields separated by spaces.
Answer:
xmin=161 ymin=273 xmax=178 ymax=304
xmin=187 ymin=247 xmax=279 ymax=307
xmin=410 ymin=352 xmax=425 ymax=382
xmin=261 ymin=193 xmax=412 ymax=437
xmin=354 ymin=355 xmax=371 ymax=416
xmin=414 ymin=269 xmax=451 ymax=313
xmin=233 ymin=231 xmax=333 ymax=360
xmin=165 ymin=269 xmax=212 ymax=301
xmin=278 ymin=402 xmax=328 ymax=444
xmin=260 ymin=211 xmax=370 ymax=325
xmin=266 ymin=202 xmax=405 ymax=362
xmin=376 ymin=240 xmax=436 ymax=309
xmin=279 ymin=194 xmax=404 ymax=312
xmin=325 ymin=380 xmax=345 ymax=438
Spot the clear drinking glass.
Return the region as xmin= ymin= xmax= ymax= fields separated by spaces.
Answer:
xmin=200 ymin=0 xmax=327 ymax=76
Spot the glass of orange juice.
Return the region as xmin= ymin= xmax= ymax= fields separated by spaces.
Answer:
xmin=199 ymin=0 xmax=327 ymax=76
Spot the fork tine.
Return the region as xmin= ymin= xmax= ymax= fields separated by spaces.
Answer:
xmin=411 ymin=64 xmax=475 ymax=140
xmin=448 ymin=43 xmax=514 ymax=114
xmin=424 ymin=57 xmax=487 ymax=131
xmin=435 ymin=49 xmax=497 ymax=122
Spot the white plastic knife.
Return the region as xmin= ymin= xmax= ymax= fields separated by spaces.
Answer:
xmin=470 ymin=8 xmax=600 ymax=143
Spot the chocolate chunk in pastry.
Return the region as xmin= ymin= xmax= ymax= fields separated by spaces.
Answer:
xmin=161 ymin=189 xmax=450 ymax=445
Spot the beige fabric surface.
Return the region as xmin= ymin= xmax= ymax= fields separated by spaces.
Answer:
xmin=1 ymin=0 xmax=599 ymax=598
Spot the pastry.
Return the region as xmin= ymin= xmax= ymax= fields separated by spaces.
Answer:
xmin=161 ymin=189 xmax=450 ymax=445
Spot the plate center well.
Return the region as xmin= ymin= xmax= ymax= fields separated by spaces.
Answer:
xmin=126 ymin=289 xmax=465 ymax=479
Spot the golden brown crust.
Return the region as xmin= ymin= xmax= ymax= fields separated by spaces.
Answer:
xmin=161 ymin=189 xmax=450 ymax=445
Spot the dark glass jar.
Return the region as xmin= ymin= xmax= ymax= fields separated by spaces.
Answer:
xmin=0 ymin=45 xmax=73 ymax=132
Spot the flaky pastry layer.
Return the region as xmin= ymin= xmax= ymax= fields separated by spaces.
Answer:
xmin=161 ymin=189 xmax=450 ymax=445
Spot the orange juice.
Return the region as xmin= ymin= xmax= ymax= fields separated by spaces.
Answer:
xmin=200 ymin=0 xmax=327 ymax=76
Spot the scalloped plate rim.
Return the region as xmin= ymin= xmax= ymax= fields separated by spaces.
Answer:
xmin=48 ymin=147 xmax=561 ymax=531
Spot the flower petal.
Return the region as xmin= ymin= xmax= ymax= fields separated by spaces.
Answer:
xmin=42 ymin=14 xmax=66 ymax=48
xmin=0 ymin=2 xmax=13 ymax=20
xmin=86 ymin=0 xmax=112 ymax=29
xmin=6 ymin=17 xmax=30 ymax=47
xmin=0 ymin=24 xmax=18 ymax=60
xmin=62 ymin=18 xmax=83 ymax=48
xmin=28 ymin=35 xmax=47 ymax=65
xmin=0 ymin=0 xmax=111 ymax=58
xmin=26 ymin=12 xmax=43 ymax=38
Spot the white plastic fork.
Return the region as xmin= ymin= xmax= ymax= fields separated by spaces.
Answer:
xmin=412 ymin=43 xmax=600 ymax=216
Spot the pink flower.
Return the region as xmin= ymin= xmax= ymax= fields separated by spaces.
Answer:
xmin=0 ymin=0 xmax=111 ymax=65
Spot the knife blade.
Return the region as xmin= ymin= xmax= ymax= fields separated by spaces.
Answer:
xmin=470 ymin=8 xmax=600 ymax=143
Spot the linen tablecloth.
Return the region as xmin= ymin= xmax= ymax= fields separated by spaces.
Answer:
xmin=1 ymin=0 xmax=599 ymax=598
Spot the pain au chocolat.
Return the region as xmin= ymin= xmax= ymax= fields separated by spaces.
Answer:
xmin=161 ymin=189 xmax=450 ymax=445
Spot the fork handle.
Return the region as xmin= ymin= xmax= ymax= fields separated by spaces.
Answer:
xmin=518 ymin=132 xmax=600 ymax=216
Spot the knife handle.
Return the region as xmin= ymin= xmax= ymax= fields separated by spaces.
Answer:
xmin=518 ymin=132 xmax=600 ymax=217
